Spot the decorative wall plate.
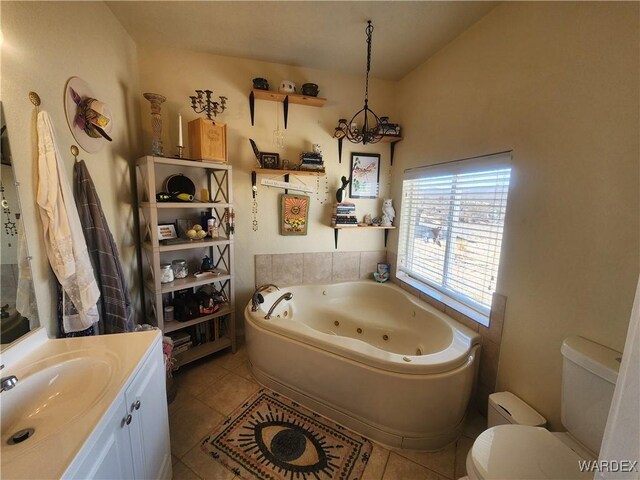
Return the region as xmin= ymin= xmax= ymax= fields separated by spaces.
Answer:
xmin=64 ymin=77 xmax=113 ymax=153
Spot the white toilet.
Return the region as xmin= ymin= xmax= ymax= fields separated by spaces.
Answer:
xmin=466 ymin=336 xmax=621 ymax=480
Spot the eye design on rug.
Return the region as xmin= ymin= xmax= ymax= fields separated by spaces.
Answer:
xmin=251 ymin=421 xmax=329 ymax=473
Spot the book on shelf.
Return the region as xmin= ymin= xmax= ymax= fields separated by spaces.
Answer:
xmin=173 ymin=341 xmax=193 ymax=355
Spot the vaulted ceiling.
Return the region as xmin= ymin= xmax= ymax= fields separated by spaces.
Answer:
xmin=107 ymin=1 xmax=498 ymax=81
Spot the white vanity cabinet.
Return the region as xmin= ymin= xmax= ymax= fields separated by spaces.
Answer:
xmin=63 ymin=338 xmax=171 ymax=480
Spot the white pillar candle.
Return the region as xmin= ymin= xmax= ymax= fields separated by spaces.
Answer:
xmin=178 ymin=114 xmax=183 ymax=147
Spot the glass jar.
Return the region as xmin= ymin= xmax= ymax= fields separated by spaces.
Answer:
xmin=160 ymin=264 xmax=174 ymax=283
xmin=171 ymin=259 xmax=188 ymax=279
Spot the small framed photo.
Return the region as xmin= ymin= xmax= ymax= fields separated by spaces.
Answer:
xmin=157 ymin=224 xmax=177 ymax=241
xmin=260 ymin=152 xmax=280 ymax=169
xmin=377 ymin=263 xmax=390 ymax=275
xmin=350 ymin=152 xmax=380 ymax=198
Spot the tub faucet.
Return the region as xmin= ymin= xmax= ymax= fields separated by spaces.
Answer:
xmin=251 ymin=284 xmax=280 ymax=312
xmin=265 ymin=292 xmax=293 ymax=319
xmin=1 ymin=374 xmax=18 ymax=392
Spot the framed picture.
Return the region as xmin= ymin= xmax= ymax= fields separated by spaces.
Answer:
xmin=377 ymin=263 xmax=390 ymax=275
xmin=157 ymin=224 xmax=177 ymax=241
xmin=349 ymin=152 xmax=380 ymax=198
xmin=280 ymin=194 xmax=309 ymax=235
xmin=260 ymin=152 xmax=280 ymax=169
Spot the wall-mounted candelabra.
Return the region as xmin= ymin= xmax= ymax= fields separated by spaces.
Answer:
xmin=189 ymin=90 xmax=227 ymax=120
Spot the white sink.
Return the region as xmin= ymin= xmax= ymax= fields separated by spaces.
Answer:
xmin=1 ymin=349 xmax=118 ymax=447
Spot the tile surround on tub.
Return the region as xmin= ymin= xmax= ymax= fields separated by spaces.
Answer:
xmin=255 ymin=251 xmax=387 ymax=287
xmin=332 ymin=252 xmax=361 ymax=282
xmin=254 ymin=254 xmax=272 ymax=287
xmin=272 ymin=253 xmax=303 ymax=286
xmin=303 ymin=252 xmax=332 ymax=284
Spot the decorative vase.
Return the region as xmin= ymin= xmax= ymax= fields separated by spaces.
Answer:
xmin=143 ymin=92 xmax=167 ymax=156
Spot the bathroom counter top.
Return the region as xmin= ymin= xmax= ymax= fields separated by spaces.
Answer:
xmin=0 ymin=327 xmax=162 ymax=479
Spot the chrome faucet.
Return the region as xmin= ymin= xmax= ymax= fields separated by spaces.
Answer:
xmin=265 ymin=292 xmax=293 ymax=319
xmin=1 ymin=375 xmax=18 ymax=392
xmin=251 ymin=284 xmax=280 ymax=312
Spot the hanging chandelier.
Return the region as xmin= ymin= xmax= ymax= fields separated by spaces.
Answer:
xmin=334 ymin=21 xmax=389 ymax=145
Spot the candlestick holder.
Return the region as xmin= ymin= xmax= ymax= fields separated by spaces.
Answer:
xmin=189 ymin=89 xmax=227 ymax=120
xmin=143 ymin=92 xmax=166 ymax=156
xmin=176 ymin=146 xmax=184 ymax=159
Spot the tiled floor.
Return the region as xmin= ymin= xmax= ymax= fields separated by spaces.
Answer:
xmin=169 ymin=344 xmax=486 ymax=480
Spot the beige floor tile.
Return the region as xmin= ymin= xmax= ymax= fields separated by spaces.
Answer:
xmin=172 ymin=456 xmax=202 ymax=480
xmin=169 ymin=387 xmax=195 ymax=416
xmin=174 ymin=360 xmax=229 ymax=397
xmin=393 ymin=442 xmax=455 ymax=479
xmin=362 ymin=443 xmax=390 ymax=480
xmin=230 ymin=359 xmax=254 ymax=381
xmin=169 ymin=397 xmax=225 ymax=458
xmin=462 ymin=409 xmax=487 ymax=439
xmin=213 ymin=346 xmax=248 ymax=371
xmin=181 ymin=444 xmax=236 ymax=480
xmin=197 ymin=372 xmax=259 ymax=416
xmin=382 ymin=453 xmax=442 ymax=480
xmin=454 ymin=436 xmax=474 ymax=479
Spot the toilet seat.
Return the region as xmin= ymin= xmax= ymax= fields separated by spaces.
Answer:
xmin=466 ymin=425 xmax=593 ymax=479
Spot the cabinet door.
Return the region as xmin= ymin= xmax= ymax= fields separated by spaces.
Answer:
xmin=125 ymin=344 xmax=171 ymax=480
xmin=65 ymin=396 xmax=135 ymax=479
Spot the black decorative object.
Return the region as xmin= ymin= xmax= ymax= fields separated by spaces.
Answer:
xmin=252 ymin=78 xmax=269 ymax=90
xmin=334 ymin=21 xmax=389 ymax=146
xmin=335 ymin=176 xmax=351 ymax=203
xmin=189 ymin=89 xmax=227 ymax=120
xmin=301 ymin=83 xmax=319 ymax=97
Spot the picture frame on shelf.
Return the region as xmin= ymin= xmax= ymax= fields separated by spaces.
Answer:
xmin=349 ymin=152 xmax=380 ymax=199
xmin=260 ymin=152 xmax=280 ymax=169
xmin=157 ymin=223 xmax=178 ymax=240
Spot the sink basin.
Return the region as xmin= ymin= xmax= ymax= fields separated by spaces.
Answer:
xmin=1 ymin=349 xmax=118 ymax=447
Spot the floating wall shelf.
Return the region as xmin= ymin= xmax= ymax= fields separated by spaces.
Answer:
xmin=335 ymin=134 xmax=403 ymax=165
xmin=333 ymin=225 xmax=396 ymax=249
xmin=249 ymin=89 xmax=327 ymax=129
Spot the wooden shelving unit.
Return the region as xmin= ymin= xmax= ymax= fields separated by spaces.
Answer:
xmin=332 ymin=225 xmax=396 ymax=249
xmin=136 ymin=155 xmax=236 ymax=365
xmin=254 ymin=168 xmax=325 ymax=177
xmin=249 ymin=89 xmax=327 ymax=128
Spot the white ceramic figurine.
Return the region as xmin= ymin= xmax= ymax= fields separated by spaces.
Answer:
xmin=381 ymin=199 xmax=395 ymax=226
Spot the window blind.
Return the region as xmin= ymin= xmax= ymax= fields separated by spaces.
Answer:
xmin=398 ymin=152 xmax=512 ymax=317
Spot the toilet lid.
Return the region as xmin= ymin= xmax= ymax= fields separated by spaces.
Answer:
xmin=468 ymin=425 xmax=593 ymax=480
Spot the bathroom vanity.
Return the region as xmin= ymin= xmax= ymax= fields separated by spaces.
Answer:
xmin=0 ymin=328 xmax=171 ymax=479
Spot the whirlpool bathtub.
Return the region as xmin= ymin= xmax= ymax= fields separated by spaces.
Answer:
xmin=245 ymin=281 xmax=481 ymax=450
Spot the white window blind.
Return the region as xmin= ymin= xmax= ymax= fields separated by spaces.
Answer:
xmin=398 ymin=152 xmax=512 ymax=318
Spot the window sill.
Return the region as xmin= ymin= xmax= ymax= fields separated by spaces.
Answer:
xmin=395 ymin=273 xmax=490 ymax=327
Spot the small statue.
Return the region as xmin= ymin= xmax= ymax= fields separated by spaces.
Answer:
xmin=312 ymin=143 xmax=322 ymax=155
xmin=363 ymin=213 xmax=372 ymax=225
xmin=381 ymin=199 xmax=395 ymax=226
xmin=335 ymin=176 xmax=351 ymax=203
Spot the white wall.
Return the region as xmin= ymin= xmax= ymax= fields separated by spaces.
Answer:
xmin=1 ymin=1 xmax=142 ymax=335
xmin=393 ymin=2 xmax=639 ymax=428
xmin=136 ymin=46 xmax=399 ymax=328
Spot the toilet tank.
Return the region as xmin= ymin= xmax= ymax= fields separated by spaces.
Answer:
xmin=560 ymin=336 xmax=621 ymax=454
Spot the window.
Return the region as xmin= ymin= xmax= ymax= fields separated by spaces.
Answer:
xmin=397 ymin=152 xmax=512 ymax=324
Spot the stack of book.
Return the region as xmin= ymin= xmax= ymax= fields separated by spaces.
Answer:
xmin=299 ymin=152 xmax=325 ymax=172
xmin=168 ymin=331 xmax=192 ymax=355
xmin=332 ymin=203 xmax=358 ymax=227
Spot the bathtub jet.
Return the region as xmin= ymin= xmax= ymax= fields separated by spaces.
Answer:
xmin=245 ymin=280 xmax=481 ymax=451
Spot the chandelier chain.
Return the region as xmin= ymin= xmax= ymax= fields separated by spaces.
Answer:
xmin=364 ymin=21 xmax=373 ymax=105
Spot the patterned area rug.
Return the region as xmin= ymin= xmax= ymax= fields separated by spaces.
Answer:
xmin=201 ymin=388 xmax=372 ymax=480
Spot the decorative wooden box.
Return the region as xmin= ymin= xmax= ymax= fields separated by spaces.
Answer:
xmin=188 ymin=118 xmax=227 ymax=163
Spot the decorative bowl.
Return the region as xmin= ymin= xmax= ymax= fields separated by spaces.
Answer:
xmin=301 ymin=83 xmax=319 ymax=97
xmin=252 ymin=78 xmax=269 ymax=90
